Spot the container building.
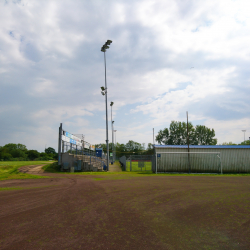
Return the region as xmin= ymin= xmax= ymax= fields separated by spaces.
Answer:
xmin=154 ymin=145 xmax=250 ymax=173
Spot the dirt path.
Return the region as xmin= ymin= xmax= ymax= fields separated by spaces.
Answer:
xmin=19 ymin=165 xmax=46 ymax=174
xmin=0 ymin=173 xmax=250 ymax=249
xmin=108 ymin=162 xmax=122 ymax=172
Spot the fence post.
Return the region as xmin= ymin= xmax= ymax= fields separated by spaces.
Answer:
xmin=156 ymin=153 xmax=158 ymax=174
xmin=130 ymin=156 xmax=132 ymax=171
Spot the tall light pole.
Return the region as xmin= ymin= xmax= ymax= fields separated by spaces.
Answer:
xmin=242 ymin=130 xmax=246 ymax=142
xmin=110 ymin=101 xmax=114 ymax=164
xmin=101 ymin=39 xmax=112 ymax=171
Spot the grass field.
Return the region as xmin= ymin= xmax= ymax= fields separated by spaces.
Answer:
xmin=0 ymin=161 xmax=55 ymax=180
xmin=1 ymin=171 xmax=250 ymax=249
xmin=126 ymin=161 xmax=152 ymax=172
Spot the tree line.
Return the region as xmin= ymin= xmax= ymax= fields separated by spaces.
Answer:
xmin=95 ymin=141 xmax=154 ymax=158
xmin=0 ymin=143 xmax=57 ymax=161
xmin=156 ymin=121 xmax=217 ymax=145
xmin=1 ymin=121 xmax=248 ymax=161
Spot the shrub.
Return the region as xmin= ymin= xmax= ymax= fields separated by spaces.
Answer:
xmin=0 ymin=153 xmax=13 ymax=160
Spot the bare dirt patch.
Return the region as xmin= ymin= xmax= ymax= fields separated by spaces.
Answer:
xmin=19 ymin=165 xmax=46 ymax=174
xmin=0 ymin=173 xmax=250 ymax=250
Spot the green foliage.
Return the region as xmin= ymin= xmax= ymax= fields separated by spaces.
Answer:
xmin=42 ymin=162 xmax=60 ymax=173
xmin=194 ymin=125 xmax=217 ymax=145
xmin=3 ymin=143 xmax=27 ymax=152
xmin=95 ymin=141 xmax=154 ymax=158
xmin=11 ymin=149 xmax=27 ymax=158
xmin=221 ymin=140 xmax=250 ymax=145
xmin=221 ymin=142 xmax=238 ymax=145
xmin=45 ymin=147 xmax=56 ymax=154
xmin=0 ymin=143 xmax=29 ymax=160
xmin=156 ymin=121 xmax=217 ymax=145
xmin=0 ymin=152 xmax=13 ymax=160
xmin=125 ymin=140 xmax=144 ymax=153
xmin=239 ymin=140 xmax=250 ymax=145
xmin=0 ymin=144 xmax=58 ymax=161
xmin=27 ymin=150 xmax=40 ymax=160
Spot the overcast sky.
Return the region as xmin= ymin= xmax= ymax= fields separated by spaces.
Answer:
xmin=1 ymin=0 xmax=250 ymax=152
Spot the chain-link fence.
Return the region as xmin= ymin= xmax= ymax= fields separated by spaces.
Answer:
xmin=119 ymin=155 xmax=155 ymax=172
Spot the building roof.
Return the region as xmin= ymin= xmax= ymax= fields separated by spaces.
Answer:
xmin=154 ymin=145 xmax=250 ymax=149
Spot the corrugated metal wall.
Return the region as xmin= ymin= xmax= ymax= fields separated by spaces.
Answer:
xmin=155 ymin=147 xmax=250 ymax=173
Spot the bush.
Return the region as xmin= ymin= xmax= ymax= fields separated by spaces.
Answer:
xmin=42 ymin=162 xmax=60 ymax=173
xmin=0 ymin=153 xmax=13 ymax=160
xmin=10 ymin=157 xmax=29 ymax=161
xmin=9 ymin=149 xmax=27 ymax=158
xmin=27 ymin=150 xmax=40 ymax=160
xmin=35 ymin=156 xmax=54 ymax=161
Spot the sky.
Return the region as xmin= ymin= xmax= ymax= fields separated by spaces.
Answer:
xmin=0 ymin=0 xmax=250 ymax=152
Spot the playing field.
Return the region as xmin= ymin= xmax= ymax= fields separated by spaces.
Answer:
xmin=0 ymin=166 xmax=250 ymax=249
xmin=126 ymin=160 xmax=152 ymax=171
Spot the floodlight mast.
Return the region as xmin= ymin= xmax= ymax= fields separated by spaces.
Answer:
xmin=101 ymin=40 xmax=112 ymax=171
xmin=242 ymin=130 xmax=246 ymax=142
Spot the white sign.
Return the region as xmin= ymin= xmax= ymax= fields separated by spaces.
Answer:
xmin=62 ymin=135 xmax=70 ymax=143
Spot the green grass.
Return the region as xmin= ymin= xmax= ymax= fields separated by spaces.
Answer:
xmin=0 ymin=185 xmax=58 ymax=191
xmin=126 ymin=161 xmax=152 ymax=172
xmin=0 ymin=161 xmax=55 ymax=181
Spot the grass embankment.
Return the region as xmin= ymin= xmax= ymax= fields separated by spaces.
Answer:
xmin=0 ymin=161 xmax=55 ymax=181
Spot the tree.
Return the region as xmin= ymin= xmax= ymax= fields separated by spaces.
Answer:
xmin=2 ymin=143 xmax=28 ymax=158
xmin=193 ymin=125 xmax=217 ymax=145
xmin=27 ymin=150 xmax=40 ymax=160
xmin=156 ymin=121 xmax=217 ymax=145
xmin=125 ymin=140 xmax=144 ymax=154
xmin=221 ymin=142 xmax=237 ymax=145
xmin=156 ymin=121 xmax=194 ymax=145
xmin=239 ymin=140 xmax=250 ymax=145
xmin=3 ymin=143 xmax=27 ymax=152
xmin=0 ymin=152 xmax=12 ymax=160
xmin=45 ymin=147 xmax=56 ymax=154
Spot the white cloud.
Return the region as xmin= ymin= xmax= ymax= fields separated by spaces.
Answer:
xmin=0 ymin=0 xmax=250 ymax=151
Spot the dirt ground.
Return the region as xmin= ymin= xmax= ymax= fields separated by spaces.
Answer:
xmin=0 ymin=167 xmax=250 ymax=250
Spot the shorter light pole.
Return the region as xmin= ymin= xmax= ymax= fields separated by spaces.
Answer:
xmin=242 ymin=130 xmax=246 ymax=142
xmin=110 ymin=101 xmax=114 ymax=164
xmin=114 ymin=130 xmax=117 ymax=161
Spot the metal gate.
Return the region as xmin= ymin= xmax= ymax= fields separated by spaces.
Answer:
xmin=124 ymin=155 xmax=155 ymax=172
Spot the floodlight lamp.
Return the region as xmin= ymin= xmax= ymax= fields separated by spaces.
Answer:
xmin=101 ymin=48 xmax=106 ymax=52
xmin=103 ymin=45 xmax=109 ymax=49
xmin=106 ymin=40 xmax=112 ymax=45
xmin=101 ymin=86 xmax=105 ymax=91
xmin=110 ymin=101 xmax=114 ymax=106
xmin=112 ymin=121 xmax=114 ymax=124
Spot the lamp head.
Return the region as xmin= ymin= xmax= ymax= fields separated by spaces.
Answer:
xmin=106 ymin=40 xmax=112 ymax=45
xmin=110 ymin=101 xmax=114 ymax=106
